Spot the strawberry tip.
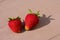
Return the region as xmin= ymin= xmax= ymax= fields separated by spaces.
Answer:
xmin=25 ymin=26 xmax=30 ymax=31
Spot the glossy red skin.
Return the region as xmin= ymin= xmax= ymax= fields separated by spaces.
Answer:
xmin=25 ymin=13 xmax=39 ymax=29
xmin=8 ymin=19 xmax=22 ymax=33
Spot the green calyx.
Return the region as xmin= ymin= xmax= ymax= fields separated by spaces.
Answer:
xmin=16 ymin=16 xmax=21 ymax=20
xmin=28 ymin=9 xmax=32 ymax=13
xmin=28 ymin=9 xmax=40 ymax=16
xmin=8 ymin=18 xmax=12 ymax=21
xmin=8 ymin=16 xmax=20 ymax=21
xmin=35 ymin=11 xmax=40 ymax=16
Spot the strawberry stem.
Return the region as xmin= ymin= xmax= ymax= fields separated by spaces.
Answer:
xmin=28 ymin=9 xmax=32 ymax=13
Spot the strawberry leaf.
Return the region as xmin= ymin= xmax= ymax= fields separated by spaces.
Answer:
xmin=36 ymin=11 xmax=40 ymax=17
xmin=8 ymin=18 xmax=12 ymax=21
xmin=28 ymin=9 xmax=32 ymax=13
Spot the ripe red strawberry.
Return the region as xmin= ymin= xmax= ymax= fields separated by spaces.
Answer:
xmin=25 ymin=9 xmax=39 ymax=30
xmin=8 ymin=17 xmax=22 ymax=33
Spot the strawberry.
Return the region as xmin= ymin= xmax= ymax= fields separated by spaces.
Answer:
xmin=25 ymin=9 xmax=39 ymax=30
xmin=8 ymin=17 xmax=22 ymax=33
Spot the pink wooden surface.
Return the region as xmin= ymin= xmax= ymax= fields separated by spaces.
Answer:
xmin=0 ymin=0 xmax=60 ymax=40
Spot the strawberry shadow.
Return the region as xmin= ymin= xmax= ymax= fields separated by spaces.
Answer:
xmin=21 ymin=21 xmax=25 ymax=33
xmin=30 ymin=14 xmax=55 ymax=31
